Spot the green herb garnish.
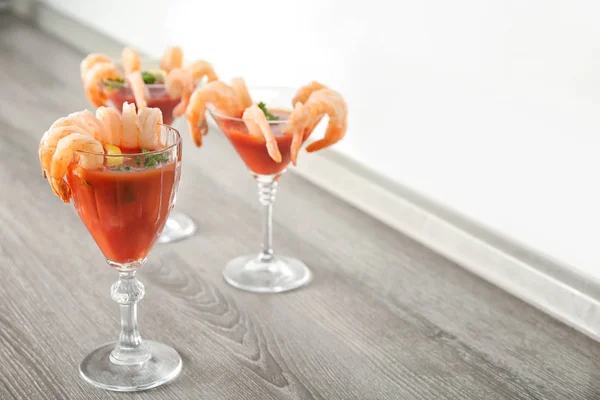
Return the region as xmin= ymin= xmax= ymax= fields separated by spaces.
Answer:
xmin=144 ymin=157 xmax=157 ymax=168
xmin=102 ymin=77 xmax=125 ymax=89
xmin=258 ymin=101 xmax=280 ymax=121
xmin=142 ymin=71 xmax=157 ymax=84
xmin=124 ymin=165 xmax=132 ymax=171
xmin=103 ymin=71 xmax=160 ymax=89
xmin=140 ymin=148 xmax=169 ymax=168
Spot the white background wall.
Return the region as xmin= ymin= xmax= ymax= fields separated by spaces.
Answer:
xmin=41 ymin=0 xmax=600 ymax=276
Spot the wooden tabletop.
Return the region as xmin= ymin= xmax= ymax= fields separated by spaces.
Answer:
xmin=1 ymin=14 xmax=600 ymax=400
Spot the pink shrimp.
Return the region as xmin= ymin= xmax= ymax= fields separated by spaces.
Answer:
xmin=96 ymin=107 xmax=122 ymax=147
xmin=39 ymin=112 xmax=105 ymax=178
xmin=292 ymin=81 xmax=328 ymax=106
xmin=137 ymin=107 xmax=164 ymax=150
xmin=50 ymin=133 xmax=104 ymax=202
xmin=302 ymin=88 xmax=348 ymax=153
xmin=185 ymin=81 xmax=242 ymax=147
xmin=242 ymin=104 xmax=282 ymax=163
xmin=285 ymin=102 xmax=306 ymax=165
xmin=125 ymin=70 xmax=148 ymax=110
xmin=165 ymin=68 xmax=194 ymax=118
xmin=160 ymin=46 xmax=184 ymax=73
xmin=121 ymin=47 xmax=141 ymax=74
xmin=231 ymin=77 xmax=253 ymax=111
xmin=80 ymin=53 xmax=112 ymax=83
xmin=185 ymin=60 xmax=218 ymax=84
xmin=83 ymin=62 xmax=122 ymax=107
xmin=66 ymin=110 xmax=106 ymax=141
xmin=121 ymin=102 xmax=139 ymax=149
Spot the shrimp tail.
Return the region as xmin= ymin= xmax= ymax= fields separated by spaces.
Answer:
xmin=173 ymin=88 xmax=192 ymax=118
xmin=305 ymin=139 xmax=333 ymax=153
xmin=126 ymin=71 xmax=148 ymax=110
xmin=301 ymin=88 xmax=348 ymax=153
xmin=243 ymin=105 xmax=281 ymax=163
xmin=288 ymin=102 xmax=305 ymax=165
xmin=186 ymin=88 xmax=210 ymax=147
xmin=187 ymin=120 xmax=205 ymax=147
xmin=166 ymin=68 xmax=194 ymax=118
xmin=267 ymin=141 xmax=282 ymax=163
xmin=50 ymin=177 xmax=71 ymax=203
xmin=306 ymin=116 xmax=347 ymax=153
xmin=231 ymin=77 xmax=253 ymax=110
xmin=161 ymin=46 xmax=184 ymax=73
xmin=290 ymin=134 xmax=303 ymax=165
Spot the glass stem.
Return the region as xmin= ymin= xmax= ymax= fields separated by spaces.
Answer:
xmin=256 ymin=175 xmax=277 ymax=262
xmin=109 ymin=269 xmax=150 ymax=365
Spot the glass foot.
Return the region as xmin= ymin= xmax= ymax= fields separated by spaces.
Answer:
xmin=158 ymin=211 xmax=196 ymax=244
xmin=223 ymin=255 xmax=312 ymax=293
xmin=79 ymin=340 xmax=182 ymax=392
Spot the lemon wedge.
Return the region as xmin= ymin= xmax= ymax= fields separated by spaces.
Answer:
xmin=104 ymin=144 xmax=124 ymax=166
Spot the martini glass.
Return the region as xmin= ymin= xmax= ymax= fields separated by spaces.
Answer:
xmin=208 ymin=87 xmax=313 ymax=293
xmin=67 ymin=125 xmax=183 ymax=391
xmin=102 ymin=78 xmax=196 ymax=244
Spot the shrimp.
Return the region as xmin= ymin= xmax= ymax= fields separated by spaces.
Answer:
xmin=80 ymin=53 xmax=112 ymax=83
xmin=50 ymin=133 xmax=104 ymax=203
xmin=96 ymin=107 xmax=122 ymax=147
xmin=160 ymin=46 xmax=184 ymax=73
xmin=50 ymin=115 xmax=94 ymax=138
xmin=243 ymin=105 xmax=282 ymax=163
xmin=83 ymin=62 xmax=122 ymax=107
xmin=121 ymin=102 xmax=139 ymax=149
xmin=66 ymin=110 xmax=106 ymax=141
xmin=185 ymin=60 xmax=218 ymax=84
xmin=125 ymin=70 xmax=148 ymax=110
xmin=292 ymin=81 xmax=327 ymax=106
xmin=302 ymin=88 xmax=348 ymax=153
xmin=285 ymin=102 xmax=306 ymax=165
xmin=165 ymin=68 xmax=194 ymax=118
xmin=121 ymin=47 xmax=141 ymax=74
xmin=231 ymin=77 xmax=253 ymax=110
xmin=39 ymin=126 xmax=92 ymax=180
xmin=137 ymin=107 xmax=163 ymax=150
xmin=39 ymin=112 xmax=105 ymax=177
xmin=186 ymin=81 xmax=242 ymax=147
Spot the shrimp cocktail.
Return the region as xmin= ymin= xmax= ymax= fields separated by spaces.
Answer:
xmin=184 ymin=78 xmax=348 ymax=293
xmin=38 ymin=104 xmax=183 ymax=392
xmin=79 ymin=45 xmax=218 ymax=243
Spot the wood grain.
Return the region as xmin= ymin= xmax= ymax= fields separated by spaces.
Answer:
xmin=1 ymin=13 xmax=600 ymax=399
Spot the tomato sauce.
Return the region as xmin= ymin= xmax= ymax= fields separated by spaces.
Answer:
xmin=67 ymin=152 xmax=176 ymax=264
xmin=218 ymin=110 xmax=311 ymax=176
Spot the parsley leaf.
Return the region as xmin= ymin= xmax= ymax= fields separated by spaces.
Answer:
xmin=257 ymin=101 xmax=280 ymax=121
xmin=140 ymin=149 xmax=169 ymax=168
xmin=144 ymin=156 xmax=157 ymax=168
xmin=141 ymin=71 xmax=157 ymax=84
